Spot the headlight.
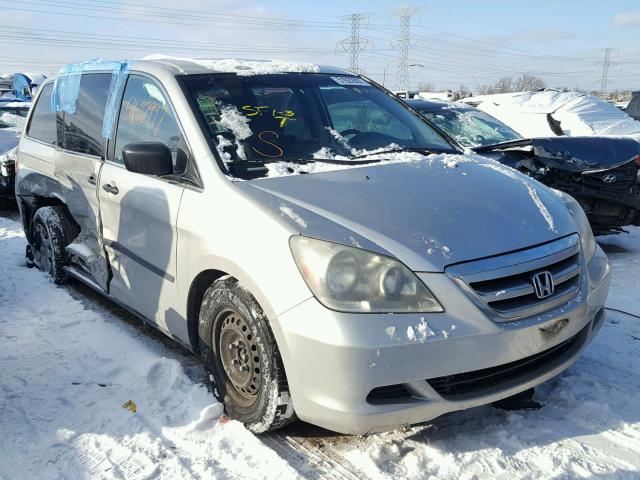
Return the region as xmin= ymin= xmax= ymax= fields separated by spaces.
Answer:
xmin=290 ymin=236 xmax=443 ymax=313
xmin=560 ymin=192 xmax=596 ymax=262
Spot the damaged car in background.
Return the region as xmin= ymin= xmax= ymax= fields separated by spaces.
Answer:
xmin=16 ymin=57 xmax=610 ymax=435
xmin=407 ymin=98 xmax=640 ymax=235
xmin=0 ymin=101 xmax=30 ymax=199
xmin=460 ymin=89 xmax=640 ymax=139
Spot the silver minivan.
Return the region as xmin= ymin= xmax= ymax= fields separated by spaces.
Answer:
xmin=16 ymin=57 xmax=611 ymax=435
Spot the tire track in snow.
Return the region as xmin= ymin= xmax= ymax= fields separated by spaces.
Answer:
xmin=261 ymin=431 xmax=370 ymax=480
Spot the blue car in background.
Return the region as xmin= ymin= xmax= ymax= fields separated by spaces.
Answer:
xmin=0 ymin=72 xmax=46 ymax=103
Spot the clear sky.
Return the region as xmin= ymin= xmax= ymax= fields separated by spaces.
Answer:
xmin=1 ymin=0 xmax=639 ymax=93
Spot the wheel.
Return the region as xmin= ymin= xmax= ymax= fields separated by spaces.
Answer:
xmin=198 ymin=276 xmax=296 ymax=433
xmin=30 ymin=206 xmax=77 ymax=284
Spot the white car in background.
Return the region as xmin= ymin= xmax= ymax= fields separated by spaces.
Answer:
xmin=462 ymin=89 xmax=640 ymax=139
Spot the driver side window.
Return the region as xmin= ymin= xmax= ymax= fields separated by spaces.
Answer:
xmin=114 ymin=75 xmax=188 ymax=174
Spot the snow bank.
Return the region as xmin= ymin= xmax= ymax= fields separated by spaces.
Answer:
xmin=0 ymin=218 xmax=297 ymax=480
xmin=143 ymin=54 xmax=320 ymax=76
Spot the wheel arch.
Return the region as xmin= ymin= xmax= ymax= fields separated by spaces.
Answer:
xmin=18 ymin=194 xmax=78 ymax=243
xmin=186 ymin=269 xmax=229 ymax=354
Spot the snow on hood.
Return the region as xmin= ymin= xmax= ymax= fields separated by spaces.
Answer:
xmin=469 ymin=90 xmax=640 ymax=139
xmin=237 ymin=153 xmax=576 ymax=272
xmin=143 ymin=54 xmax=321 ymax=76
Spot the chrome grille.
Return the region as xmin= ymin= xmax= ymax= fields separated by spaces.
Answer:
xmin=446 ymin=235 xmax=581 ymax=321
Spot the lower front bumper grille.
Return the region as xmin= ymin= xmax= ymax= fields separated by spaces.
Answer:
xmin=427 ymin=323 xmax=588 ymax=399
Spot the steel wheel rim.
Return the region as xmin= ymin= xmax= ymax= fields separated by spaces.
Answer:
xmin=217 ymin=309 xmax=262 ymax=405
xmin=34 ymin=223 xmax=53 ymax=274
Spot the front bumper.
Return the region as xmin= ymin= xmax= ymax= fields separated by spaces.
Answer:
xmin=273 ymin=245 xmax=611 ymax=435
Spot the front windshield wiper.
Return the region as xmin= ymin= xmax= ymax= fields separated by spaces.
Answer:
xmin=351 ymin=146 xmax=455 ymax=159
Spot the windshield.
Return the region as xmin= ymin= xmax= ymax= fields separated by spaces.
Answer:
xmin=183 ymin=73 xmax=456 ymax=179
xmin=418 ymin=107 xmax=522 ymax=148
xmin=0 ymin=108 xmax=28 ymax=130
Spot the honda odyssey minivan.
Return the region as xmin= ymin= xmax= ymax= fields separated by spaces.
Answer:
xmin=16 ymin=57 xmax=611 ymax=435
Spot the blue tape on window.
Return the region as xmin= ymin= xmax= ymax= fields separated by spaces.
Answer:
xmin=50 ymin=59 xmax=131 ymax=139
xmin=102 ymin=61 xmax=130 ymax=140
xmin=50 ymin=59 xmax=100 ymax=114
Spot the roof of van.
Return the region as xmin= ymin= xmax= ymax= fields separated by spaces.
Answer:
xmin=139 ymin=55 xmax=353 ymax=76
xmin=46 ymin=56 xmax=355 ymax=78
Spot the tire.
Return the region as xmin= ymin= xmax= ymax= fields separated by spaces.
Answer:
xmin=30 ymin=206 xmax=77 ymax=284
xmin=198 ymin=276 xmax=296 ymax=433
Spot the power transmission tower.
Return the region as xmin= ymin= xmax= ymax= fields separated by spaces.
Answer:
xmin=340 ymin=13 xmax=370 ymax=74
xmin=599 ymin=48 xmax=612 ymax=95
xmin=393 ymin=7 xmax=421 ymax=91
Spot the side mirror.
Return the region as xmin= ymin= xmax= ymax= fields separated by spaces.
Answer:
xmin=122 ymin=142 xmax=173 ymax=176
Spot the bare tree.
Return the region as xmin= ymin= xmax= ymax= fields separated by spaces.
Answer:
xmin=514 ymin=74 xmax=546 ymax=92
xmin=417 ymin=81 xmax=435 ymax=92
xmin=478 ymin=75 xmax=546 ymax=95
xmin=455 ymin=84 xmax=473 ymax=100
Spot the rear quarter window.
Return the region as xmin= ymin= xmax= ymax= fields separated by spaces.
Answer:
xmin=27 ymin=83 xmax=57 ymax=144
xmin=61 ymin=73 xmax=111 ymax=157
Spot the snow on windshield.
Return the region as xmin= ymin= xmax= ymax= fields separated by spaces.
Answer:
xmin=421 ymin=109 xmax=521 ymax=148
xmin=143 ymin=54 xmax=320 ymax=76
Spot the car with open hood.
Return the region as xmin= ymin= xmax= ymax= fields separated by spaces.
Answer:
xmin=15 ymin=57 xmax=611 ymax=435
xmin=407 ymin=98 xmax=640 ymax=235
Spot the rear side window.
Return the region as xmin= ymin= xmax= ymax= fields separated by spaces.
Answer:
xmin=27 ymin=83 xmax=57 ymax=144
xmin=61 ymin=73 xmax=111 ymax=157
xmin=114 ymin=75 xmax=188 ymax=174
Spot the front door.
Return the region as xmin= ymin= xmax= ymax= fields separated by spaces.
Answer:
xmin=98 ymin=74 xmax=189 ymax=338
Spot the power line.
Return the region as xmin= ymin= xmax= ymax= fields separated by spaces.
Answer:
xmin=393 ymin=6 xmax=421 ymax=91
xmin=599 ymin=48 xmax=612 ymax=95
xmin=340 ymin=13 xmax=370 ymax=73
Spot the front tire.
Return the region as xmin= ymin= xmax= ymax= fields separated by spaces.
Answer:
xmin=30 ymin=206 xmax=77 ymax=284
xmin=198 ymin=276 xmax=296 ymax=433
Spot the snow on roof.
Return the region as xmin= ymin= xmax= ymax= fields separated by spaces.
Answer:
xmin=142 ymin=54 xmax=324 ymax=76
xmin=465 ymin=90 xmax=640 ymax=138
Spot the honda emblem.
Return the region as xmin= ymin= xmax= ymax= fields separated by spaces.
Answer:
xmin=532 ymin=271 xmax=555 ymax=299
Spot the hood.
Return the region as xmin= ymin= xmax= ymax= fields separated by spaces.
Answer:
xmin=0 ymin=129 xmax=19 ymax=155
xmin=237 ymin=155 xmax=577 ymax=272
xmin=474 ymin=136 xmax=640 ymax=173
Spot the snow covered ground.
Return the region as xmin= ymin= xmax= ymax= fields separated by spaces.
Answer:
xmin=1 ymin=210 xmax=640 ymax=479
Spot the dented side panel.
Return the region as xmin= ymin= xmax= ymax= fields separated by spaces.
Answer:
xmin=54 ymin=148 xmax=109 ymax=289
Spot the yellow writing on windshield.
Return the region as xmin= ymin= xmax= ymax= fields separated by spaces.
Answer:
xmin=241 ymin=105 xmax=296 ymax=128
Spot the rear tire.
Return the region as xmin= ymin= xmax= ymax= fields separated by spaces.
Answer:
xmin=198 ymin=276 xmax=296 ymax=433
xmin=30 ymin=206 xmax=77 ymax=284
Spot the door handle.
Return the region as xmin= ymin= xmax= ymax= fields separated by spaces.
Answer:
xmin=87 ymin=174 xmax=97 ymax=185
xmin=102 ymin=183 xmax=119 ymax=195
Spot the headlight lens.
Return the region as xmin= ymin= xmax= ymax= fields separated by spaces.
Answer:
xmin=290 ymin=236 xmax=443 ymax=313
xmin=560 ymin=192 xmax=596 ymax=262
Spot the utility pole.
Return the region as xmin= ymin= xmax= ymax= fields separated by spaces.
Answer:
xmin=599 ymin=48 xmax=612 ymax=96
xmin=340 ymin=13 xmax=370 ymax=74
xmin=393 ymin=7 xmax=421 ymax=91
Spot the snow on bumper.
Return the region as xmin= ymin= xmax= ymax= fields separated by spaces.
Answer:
xmin=273 ymin=246 xmax=611 ymax=435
